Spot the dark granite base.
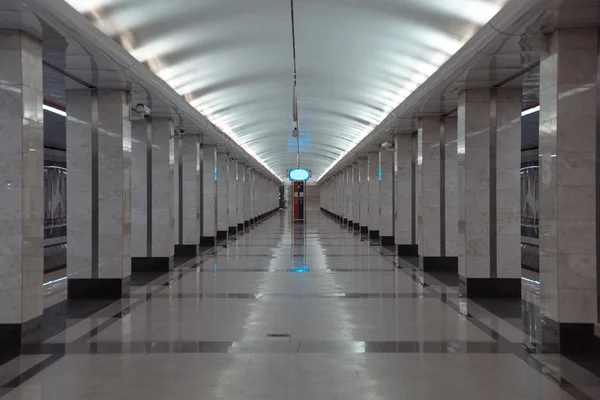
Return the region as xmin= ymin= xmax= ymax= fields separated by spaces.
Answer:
xmin=0 ymin=316 xmax=42 ymax=360
xmin=353 ymin=223 xmax=360 ymax=231
xmin=397 ymin=244 xmax=419 ymax=257
xmin=380 ymin=236 xmax=394 ymax=246
xmin=369 ymin=230 xmax=380 ymax=240
xmin=348 ymin=220 xmax=353 ymax=227
xmin=67 ymin=277 xmax=130 ymax=299
xmin=228 ymin=226 xmax=237 ymax=235
xmin=422 ymin=256 xmax=458 ymax=272
xmin=459 ymin=277 xmax=521 ymax=298
xmin=174 ymin=244 xmax=198 ymax=258
xmin=237 ymin=223 xmax=244 ymax=231
xmin=199 ymin=236 xmax=215 ymax=247
xmin=342 ymin=218 xmax=348 ymax=225
xmin=360 ymin=226 xmax=368 ymax=234
xmin=216 ymin=231 xmax=228 ymax=240
xmin=541 ymin=317 xmax=600 ymax=355
xmin=132 ymin=257 xmax=173 ymax=272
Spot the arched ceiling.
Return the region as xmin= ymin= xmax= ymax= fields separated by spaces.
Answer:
xmin=65 ymin=0 xmax=509 ymax=179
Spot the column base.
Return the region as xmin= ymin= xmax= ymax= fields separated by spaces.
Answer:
xmin=342 ymin=218 xmax=348 ymax=225
xmin=174 ymin=244 xmax=199 ymax=258
xmin=369 ymin=230 xmax=380 ymax=239
xmin=348 ymin=220 xmax=353 ymax=228
xmin=0 ymin=316 xmax=42 ymax=360
xmin=228 ymin=226 xmax=237 ymax=235
xmin=244 ymin=221 xmax=250 ymax=228
xmin=397 ymin=244 xmax=418 ymax=257
xmin=422 ymin=256 xmax=458 ymax=272
xmin=216 ymin=231 xmax=228 ymax=240
xmin=68 ymin=277 xmax=130 ymax=299
xmin=541 ymin=317 xmax=600 ymax=355
xmin=132 ymin=257 xmax=173 ymax=272
xmin=353 ymin=223 xmax=360 ymax=231
xmin=199 ymin=236 xmax=215 ymax=247
xmin=459 ymin=277 xmax=521 ymax=298
xmin=237 ymin=223 xmax=244 ymax=231
xmin=380 ymin=236 xmax=394 ymax=246
xmin=360 ymin=226 xmax=368 ymax=234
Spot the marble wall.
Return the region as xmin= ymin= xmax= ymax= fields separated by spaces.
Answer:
xmin=539 ymin=27 xmax=598 ymax=323
xmin=180 ymin=135 xmax=201 ymax=245
xmin=394 ymin=134 xmax=414 ymax=246
xmin=367 ymin=153 xmax=380 ymax=232
xmin=379 ymin=149 xmax=394 ymax=237
xmin=202 ymin=145 xmax=217 ymax=238
xmin=131 ymin=119 xmax=147 ymax=256
xmin=0 ymin=30 xmax=44 ymax=325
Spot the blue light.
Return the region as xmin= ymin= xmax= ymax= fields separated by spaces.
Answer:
xmin=291 ymin=268 xmax=310 ymax=273
xmin=289 ymin=169 xmax=310 ymax=181
xmin=378 ymin=169 xmax=382 ymax=180
xmin=214 ymin=168 xmax=217 ymax=181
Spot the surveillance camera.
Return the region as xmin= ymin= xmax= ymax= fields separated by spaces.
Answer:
xmin=135 ymin=103 xmax=151 ymax=116
xmin=178 ymin=129 xmax=185 ymax=135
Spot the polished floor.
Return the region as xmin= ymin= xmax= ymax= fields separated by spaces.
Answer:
xmin=2 ymin=209 xmax=600 ymax=399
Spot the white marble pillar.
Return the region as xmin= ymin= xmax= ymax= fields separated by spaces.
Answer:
xmin=358 ymin=159 xmax=368 ymax=233
xmin=216 ymin=152 xmax=229 ymax=240
xmin=444 ymin=118 xmax=459 ymax=262
xmin=243 ymin=168 xmax=251 ymax=227
xmin=67 ymin=89 xmax=131 ymax=298
xmin=174 ymin=134 xmax=201 ymax=256
xmin=417 ymin=117 xmax=458 ymax=271
xmin=379 ymin=149 xmax=394 ymax=245
xmin=0 ymin=30 xmax=44 ymax=345
xmin=336 ymin=173 xmax=343 ymax=222
xmin=236 ymin=163 xmax=245 ymax=231
xmin=367 ymin=152 xmax=380 ymax=239
xmin=457 ymin=88 xmax=521 ymax=298
xmin=539 ymin=27 xmax=599 ymax=354
xmin=351 ymin=164 xmax=360 ymax=231
xmin=131 ymin=118 xmax=175 ymax=271
xmin=228 ymin=160 xmax=238 ymax=234
xmin=201 ymin=145 xmax=216 ymax=246
xmin=249 ymin=170 xmax=257 ymax=225
xmin=345 ymin=167 xmax=353 ymax=228
xmin=394 ymin=134 xmax=417 ymax=256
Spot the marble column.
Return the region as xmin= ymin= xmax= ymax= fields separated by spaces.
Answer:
xmin=131 ymin=118 xmax=175 ymax=271
xmin=337 ymin=172 xmax=344 ymax=222
xmin=0 ymin=30 xmax=44 ymax=348
xmin=352 ymin=163 xmax=360 ymax=231
xmin=345 ymin=167 xmax=353 ymax=228
xmin=236 ymin=163 xmax=245 ymax=231
xmin=359 ymin=159 xmax=368 ymax=233
xmin=200 ymin=145 xmax=216 ymax=246
xmin=394 ymin=133 xmax=417 ymax=256
xmin=216 ymin=152 xmax=229 ymax=240
xmin=367 ymin=152 xmax=380 ymax=239
xmin=379 ymin=149 xmax=394 ymax=245
xmin=417 ymin=117 xmax=458 ymax=271
xmin=249 ymin=170 xmax=257 ymax=226
xmin=174 ymin=134 xmax=201 ymax=256
xmin=539 ymin=27 xmax=599 ymax=354
xmin=457 ymin=88 xmax=521 ymax=298
xmin=243 ymin=168 xmax=251 ymax=228
xmin=228 ymin=160 xmax=238 ymax=235
xmin=67 ymin=89 xmax=131 ymax=298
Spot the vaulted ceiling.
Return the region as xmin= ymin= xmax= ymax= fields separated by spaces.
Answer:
xmin=65 ymin=0 xmax=509 ymax=179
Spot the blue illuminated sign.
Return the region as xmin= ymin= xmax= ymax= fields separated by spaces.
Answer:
xmin=289 ymin=169 xmax=310 ymax=181
xmin=290 ymin=267 xmax=310 ymax=273
xmin=214 ymin=168 xmax=217 ymax=181
xmin=378 ymin=169 xmax=382 ymax=180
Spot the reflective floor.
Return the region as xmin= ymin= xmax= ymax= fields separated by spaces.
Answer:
xmin=2 ymin=210 xmax=600 ymax=399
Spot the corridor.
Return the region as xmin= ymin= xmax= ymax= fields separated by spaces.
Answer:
xmin=1 ymin=210 xmax=598 ymax=400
